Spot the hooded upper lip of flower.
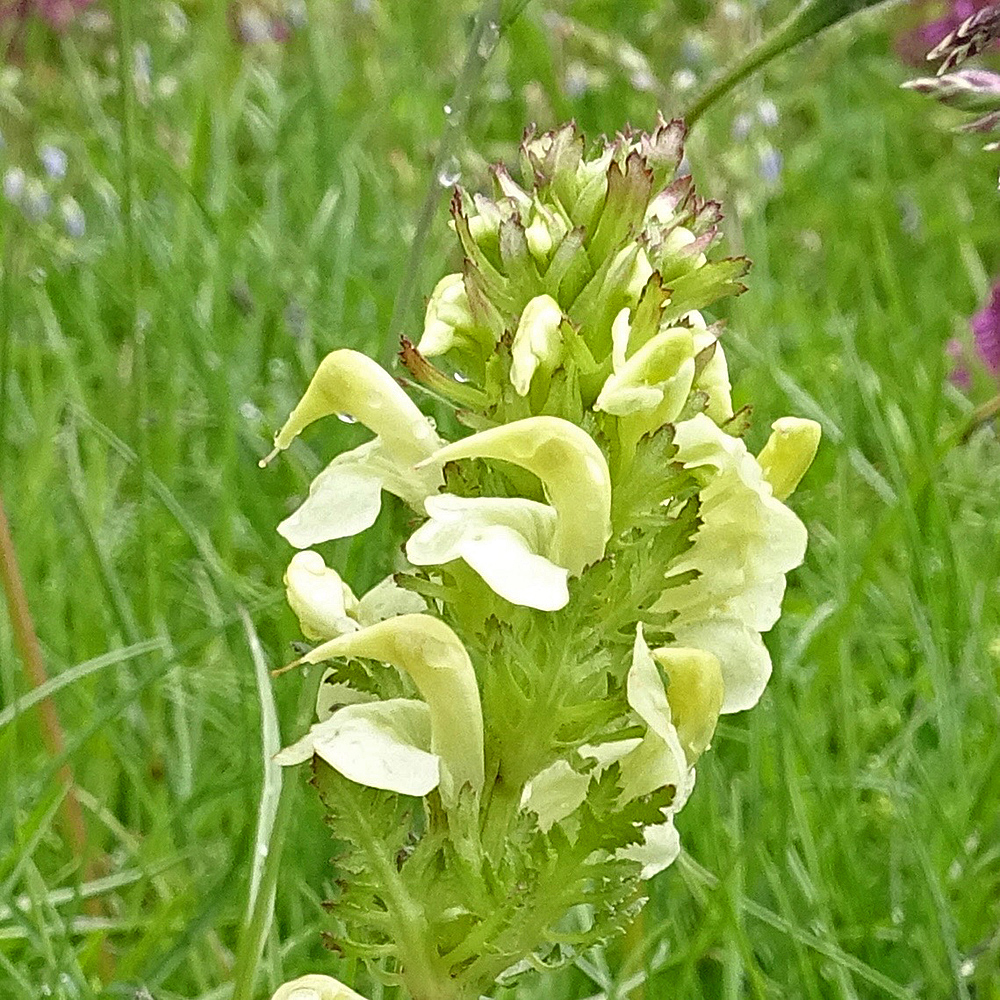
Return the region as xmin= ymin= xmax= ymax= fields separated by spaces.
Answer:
xmin=404 ymin=415 xmax=613 ymax=610
xmin=277 ymin=614 xmax=485 ymax=808
xmin=263 ymin=349 xmax=444 ymax=548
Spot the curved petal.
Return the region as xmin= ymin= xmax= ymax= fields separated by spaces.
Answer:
xmin=278 ymin=446 xmax=384 ymax=547
xmin=620 ymin=814 xmax=681 ymax=879
xmin=426 ymin=417 xmax=612 ymax=575
xmin=619 ymin=626 xmax=689 ymax=803
xmin=692 ymin=325 xmax=734 ymax=423
xmin=626 ymin=625 xmax=675 ymax=743
xmin=671 ymin=617 xmax=772 ymax=715
xmin=406 ymin=495 xmax=568 ymax=610
xmin=595 ymin=324 xmax=696 ymax=426
xmin=278 ymin=439 xmax=444 ymax=547
xmin=270 ymin=974 xmax=369 ymax=1000
xmin=301 ymin=615 xmax=484 ymax=805
xmin=284 ymin=551 xmax=359 ymax=641
xmin=274 ymin=699 xmax=439 ymax=797
xmin=270 ymin=349 xmax=441 ymax=464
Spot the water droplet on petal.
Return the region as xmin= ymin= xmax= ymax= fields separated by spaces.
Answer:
xmin=337 ymin=412 xmax=358 ymax=424
xmin=477 ymin=19 xmax=500 ymax=59
xmin=437 ymin=156 xmax=461 ymax=188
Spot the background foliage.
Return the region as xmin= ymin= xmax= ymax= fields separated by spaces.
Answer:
xmin=1 ymin=1 xmax=998 ymax=998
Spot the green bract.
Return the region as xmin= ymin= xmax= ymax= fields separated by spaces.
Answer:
xmin=268 ymin=119 xmax=820 ymax=1000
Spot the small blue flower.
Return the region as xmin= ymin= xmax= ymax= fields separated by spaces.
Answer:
xmin=759 ymin=145 xmax=783 ymax=184
xmin=39 ymin=144 xmax=67 ymax=180
xmin=60 ymin=195 xmax=85 ymax=237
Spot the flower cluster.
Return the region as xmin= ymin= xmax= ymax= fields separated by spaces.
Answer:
xmin=903 ymin=4 xmax=1000 ymax=185
xmin=897 ymin=0 xmax=998 ymax=64
xmin=265 ymin=119 xmax=820 ymax=1000
xmin=0 ymin=0 xmax=92 ymax=31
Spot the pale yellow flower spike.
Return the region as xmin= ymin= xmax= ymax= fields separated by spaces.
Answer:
xmin=426 ymin=416 xmax=612 ymax=575
xmin=300 ymin=614 xmax=485 ymax=805
xmin=261 ymin=349 xmax=440 ymax=466
xmin=756 ymin=417 xmax=822 ymax=501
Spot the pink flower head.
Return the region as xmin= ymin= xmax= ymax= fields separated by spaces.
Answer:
xmin=1 ymin=0 xmax=92 ymax=29
xmin=899 ymin=0 xmax=998 ymax=64
xmin=971 ymin=279 xmax=1000 ymax=375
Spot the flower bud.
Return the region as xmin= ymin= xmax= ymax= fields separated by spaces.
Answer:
xmin=284 ymin=551 xmax=359 ymax=641
xmin=418 ymin=273 xmax=476 ymax=358
xmin=510 ymin=294 xmax=564 ymax=396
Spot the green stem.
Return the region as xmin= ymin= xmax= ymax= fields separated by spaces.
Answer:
xmin=682 ymin=0 xmax=894 ymax=126
xmin=961 ymin=392 xmax=1000 ymax=441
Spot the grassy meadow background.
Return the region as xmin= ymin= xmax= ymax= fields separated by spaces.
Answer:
xmin=1 ymin=0 xmax=999 ymax=997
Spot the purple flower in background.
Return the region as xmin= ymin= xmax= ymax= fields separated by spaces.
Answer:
xmin=229 ymin=2 xmax=303 ymax=45
xmin=1 ymin=0 xmax=93 ymax=30
xmin=946 ymin=337 xmax=973 ymax=388
xmin=971 ymin=279 xmax=1000 ymax=375
xmin=898 ymin=1 xmax=998 ymax=64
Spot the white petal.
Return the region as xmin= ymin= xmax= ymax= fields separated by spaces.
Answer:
xmin=275 ymin=700 xmax=439 ymax=797
xmin=460 ymin=526 xmax=570 ymax=610
xmin=627 ymin=625 xmax=674 ymax=743
xmin=671 ymin=617 xmax=772 ymax=714
xmin=279 ymin=439 xmax=444 ymax=548
xmin=692 ymin=330 xmax=734 ymax=423
xmin=406 ymin=495 xmax=569 ymax=610
xmin=521 ymin=759 xmax=590 ymax=831
xmin=278 ymin=447 xmax=384 ymax=548
xmin=620 ymin=815 xmax=681 ymax=879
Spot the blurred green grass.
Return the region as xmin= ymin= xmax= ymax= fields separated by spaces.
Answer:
xmin=0 ymin=1 xmax=998 ymax=998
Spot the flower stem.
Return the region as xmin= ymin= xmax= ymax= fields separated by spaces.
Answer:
xmin=682 ymin=0 xmax=894 ymax=125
